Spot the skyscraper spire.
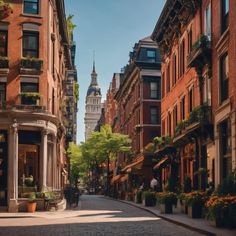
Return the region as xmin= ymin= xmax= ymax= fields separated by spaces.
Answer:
xmin=91 ymin=51 xmax=97 ymax=85
xmin=92 ymin=50 xmax=96 ymax=73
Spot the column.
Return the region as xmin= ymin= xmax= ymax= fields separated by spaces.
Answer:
xmin=40 ymin=129 xmax=48 ymax=191
xmin=52 ymin=133 xmax=57 ymax=190
xmin=8 ymin=120 xmax=19 ymax=212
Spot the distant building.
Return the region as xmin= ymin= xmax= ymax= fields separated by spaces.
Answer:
xmin=112 ymin=36 xmax=161 ymax=192
xmin=84 ymin=62 xmax=102 ymax=140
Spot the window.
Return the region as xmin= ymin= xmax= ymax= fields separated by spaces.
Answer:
xmin=173 ymin=105 xmax=178 ymax=130
xmin=23 ymin=0 xmax=39 ymax=15
xmin=180 ymin=39 xmax=185 ymax=77
xmin=172 ymin=54 xmax=177 ymax=86
xmin=220 ymin=53 xmax=229 ymax=103
xmin=0 ymin=83 xmax=6 ymax=106
xmin=166 ymin=63 xmax=170 ymax=93
xmin=150 ymin=107 xmax=159 ymax=124
xmin=23 ymin=31 xmax=39 ymax=58
xmin=219 ymin=119 xmax=231 ymax=179
xmin=0 ymin=31 xmax=7 ymax=57
xmin=150 ymin=81 xmax=160 ymax=99
xmin=146 ymin=50 xmax=156 ymax=62
xmin=189 ymin=88 xmax=193 ymax=112
xmin=188 ymin=27 xmax=193 ymax=53
xmin=162 ymin=120 xmax=165 ymax=136
xmin=168 ymin=112 xmax=171 ymax=136
xmin=181 ymin=96 xmax=185 ymax=120
xmin=162 ymin=72 xmax=165 ymax=98
xmin=21 ymin=82 xmax=39 ymax=105
xmin=221 ymin=0 xmax=229 ymax=33
xmin=205 ymin=4 xmax=211 ymax=39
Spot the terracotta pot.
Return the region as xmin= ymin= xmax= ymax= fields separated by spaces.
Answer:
xmin=27 ymin=202 xmax=37 ymax=213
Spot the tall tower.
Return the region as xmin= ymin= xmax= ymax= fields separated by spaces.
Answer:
xmin=84 ymin=60 xmax=102 ymax=140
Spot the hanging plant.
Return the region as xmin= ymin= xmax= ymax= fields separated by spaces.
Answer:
xmin=0 ymin=0 xmax=13 ymax=20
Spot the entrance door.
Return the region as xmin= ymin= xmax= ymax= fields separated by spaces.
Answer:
xmin=0 ymin=131 xmax=7 ymax=206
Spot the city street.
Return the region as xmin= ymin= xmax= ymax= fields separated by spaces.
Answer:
xmin=0 ymin=195 xmax=203 ymax=236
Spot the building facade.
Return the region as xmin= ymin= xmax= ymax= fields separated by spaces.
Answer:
xmin=0 ymin=0 xmax=73 ymax=212
xmin=84 ymin=62 xmax=102 ymax=140
xmin=211 ymin=0 xmax=236 ymax=186
xmin=151 ymin=0 xmax=236 ymax=192
xmin=112 ymin=37 xmax=161 ymax=194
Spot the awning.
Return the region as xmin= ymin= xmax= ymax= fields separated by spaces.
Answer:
xmin=153 ymin=157 xmax=169 ymax=170
xmin=122 ymin=156 xmax=144 ymax=172
xmin=111 ymin=175 xmax=121 ymax=184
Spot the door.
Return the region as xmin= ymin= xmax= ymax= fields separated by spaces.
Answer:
xmin=0 ymin=131 xmax=7 ymax=206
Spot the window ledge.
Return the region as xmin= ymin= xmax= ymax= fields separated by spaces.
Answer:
xmin=20 ymin=13 xmax=42 ymax=19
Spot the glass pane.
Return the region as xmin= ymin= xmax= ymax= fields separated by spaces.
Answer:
xmin=21 ymin=83 xmax=38 ymax=93
xmin=24 ymin=1 xmax=38 ymax=15
xmin=23 ymin=34 xmax=38 ymax=50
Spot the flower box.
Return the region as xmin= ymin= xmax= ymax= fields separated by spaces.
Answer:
xmin=188 ymin=203 xmax=202 ymax=218
xmin=160 ymin=203 xmax=173 ymax=214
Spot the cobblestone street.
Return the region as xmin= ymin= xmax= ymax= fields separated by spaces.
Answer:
xmin=0 ymin=195 xmax=203 ymax=236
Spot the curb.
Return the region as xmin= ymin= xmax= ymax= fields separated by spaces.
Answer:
xmin=104 ymin=196 xmax=215 ymax=236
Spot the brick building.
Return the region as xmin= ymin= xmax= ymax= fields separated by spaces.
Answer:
xmin=0 ymin=0 xmax=73 ymax=212
xmin=152 ymin=0 xmax=213 ymax=191
xmin=211 ymin=0 xmax=236 ymax=186
xmin=112 ymin=36 xmax=161 ymax=194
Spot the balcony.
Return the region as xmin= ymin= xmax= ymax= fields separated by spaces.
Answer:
xmin=173 ymin=105 xmax=213 ymax=144
xmin=20 ymin=58 xmax=43 ymax=75
xmin=187 ymin=35 xmax=211 ymax=69
xmin=0 ymin=57 xmax=9 ymax=74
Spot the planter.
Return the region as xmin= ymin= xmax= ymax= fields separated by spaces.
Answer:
xmin=142 ymin=198 xmax=156 ymax=207
xmin=188 ymin=203 xmax=202 ymax=218
xmin=179 ymin=199 xmax=188 ymax=214
xmin=160 ymin=203 xmax=173 ymax=214
xmin=27 ymin=202 xmax=37 ymax=213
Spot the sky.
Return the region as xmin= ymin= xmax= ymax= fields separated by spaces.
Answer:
xmin=65 ymin=0 xmax=166 ymax=144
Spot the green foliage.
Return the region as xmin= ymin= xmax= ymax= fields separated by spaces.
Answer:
xmin=66 ymin=15 xmax=76 ymax=43
xmin=156 ymin=192 xmax=177 ymax=204
xmin=67 ymin=125 xmax=131 ymax=186
xmin=142 ymin=191 xmax=156 ymax=206
xmin=19 ymin=92 xmax=41 ymax=99
xmin=216 ymin=170 xmax=236 ymax=196
xmin=74 ymin=82 xmax=79 ymax=102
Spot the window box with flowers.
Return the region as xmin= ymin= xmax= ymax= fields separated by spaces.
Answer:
xmin=184 ymin=191 xmax=208 ymax=218
xmin=156 ymin=192 xmax=177 ymax=214
xmin=206 ymin=195 xmax=236 ymax=228
xmin=19 ymin=92 xmax=41 ymax=106
xmin=0 ymin=0 xmax=13 ymax=20
xmin=20 ymin=57 xmax=43 ymax=74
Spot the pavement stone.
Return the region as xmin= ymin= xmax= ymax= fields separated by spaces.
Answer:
xmin=0 ymin=195 xmax=234 ymax=236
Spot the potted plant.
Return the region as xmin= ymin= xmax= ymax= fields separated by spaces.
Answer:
xmin=185 ymin=191 xmax=208 ymax=218
xmin=142 ymin=191 xmax=156 ymax=207
xmin=0 ymin=1 xmax=13 ymax=19
xmin=26 ymin=192 xmax=37 ymax=213
xmin=134 ymin=190 xmax=142 ymax=204
xmin=156 ymin=192 xmax=177 ymax=214
xmin=205 ymin=195 xmax=236 ymax=228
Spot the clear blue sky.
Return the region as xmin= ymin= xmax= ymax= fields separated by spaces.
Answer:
xmin=65 ymin=0 xmax=165 ymax=143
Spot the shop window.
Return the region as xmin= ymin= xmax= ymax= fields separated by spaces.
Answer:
xmin=219 ymin=53 xmax=229 ymax=103
xmin=0 ymin=31 xmax=7 ymax=57
xmin=23 ymin=0 xmax=39 ymax=15
xmin=23 ymin=31 xmax=39 ymax=58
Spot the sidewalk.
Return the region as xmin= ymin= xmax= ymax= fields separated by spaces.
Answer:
xmin=0 ymin=200 xmax=82 ymax=219
xmin=109 ymin=197 xmax=236 ymax=236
